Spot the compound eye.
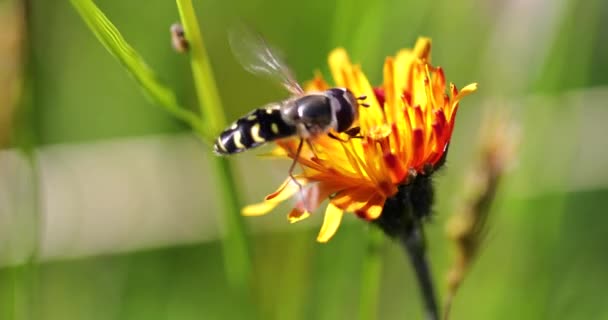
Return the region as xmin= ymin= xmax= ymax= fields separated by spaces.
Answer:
xmin=335 ymin=106 xmax=355 ymax=132
xmin=334 ymin=90 xmax=358 ymax=132
xmin=297 ymin=95 xmax=333 ymax=127
xmin=301 ymin=105 xmax=333 ymax=127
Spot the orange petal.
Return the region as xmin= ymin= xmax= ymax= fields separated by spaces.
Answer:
xmin=354 ymin=194 xmax=385 ymax=220
xmin=331 ymin=187 xmax=374 ymax=210
xmin=305 ymin=71 xmax=330 ymax=91
xmin=316 ymin=203 xmax=344 ymax=243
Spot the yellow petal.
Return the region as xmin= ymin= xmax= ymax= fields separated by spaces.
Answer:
xmin=288 ymin=208 xmax=311 ymax=223
xmin=316 ymin=203 xmax=344 ymax=243
xmin=351 ymin=193 xmax=385 ymax=220
xmin=394 ymin=49 xmax=415 ymax=94
xmin=457 ymin=83 xmax=478 ymax=97
xmin=413 ymin=37 xmax=432 ymax=61
xmin=383 ymin=56 xmax=401 ymax=128
xmin=255 ymin=146 xmax=290 ymax=158
xmin=367 ymin=205 xmax=383 ymax=219
xmin=447 ymin=82 xmax=478 ymax=120
xmin=353 ymin=65 xmax=384 ymax=134
xmin=265 ymin=176 xmax=307 ymax=201
xmin=328 ymin=48 xmax=351 ymax=88
xmin=241 ymin=177 xmax=307 ymax=216
xmin=242 ymin=201 xmax=281 ymax=216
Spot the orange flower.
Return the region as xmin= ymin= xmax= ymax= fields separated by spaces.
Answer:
xmin=243 ymin=37 xmax=477 ymax=242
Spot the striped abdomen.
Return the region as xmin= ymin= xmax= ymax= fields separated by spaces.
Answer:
xmin=214 ymin=106 xmax=297 ymax=155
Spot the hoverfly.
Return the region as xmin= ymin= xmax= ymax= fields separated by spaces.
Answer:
xmin=214 ymin=29 xmax=367 ymax=182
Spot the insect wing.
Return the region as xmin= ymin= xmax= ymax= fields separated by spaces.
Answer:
xmin=229 ymin=27 xmax=304 ymax=96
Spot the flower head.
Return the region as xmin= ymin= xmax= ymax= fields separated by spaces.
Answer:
xmin=243 ymin=37 xmax=477 ymax=242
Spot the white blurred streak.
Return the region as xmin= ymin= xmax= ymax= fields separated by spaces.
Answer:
xmin=481 ymin=0 xmax=568 ymax=92
xmin=1 ymin=83 xmax=607 ymax=266
xmin=0 ymin=134 xmax=311 ymax=267
xmin=0 ymin=151 xmax=38 ymax=265
xmin=0 ymin=135 xmax=227 ymax=266
xmin=568 ymin=87 xmax=608 ymax=192
xmin=37 ymin=135 xmax=222 ymax=262
xmin=498 ymin=86 xmax=608 ymax=197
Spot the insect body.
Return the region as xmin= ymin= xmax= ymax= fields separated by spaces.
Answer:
xmin=213 ymin=27 xmax=368 ymax=185
xmin=214 ymin=102 xmax=295 ymax=154
xmin=214 ymin=88 xmax=359 ymax=154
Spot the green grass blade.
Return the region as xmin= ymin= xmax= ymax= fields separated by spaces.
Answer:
xmin=69 ymin=0 xmax=206 ymax=137
xmin=175 ymin=0 xmax=226 ymax=134
xmin=174 ymin=0 xmax=253 ymax=297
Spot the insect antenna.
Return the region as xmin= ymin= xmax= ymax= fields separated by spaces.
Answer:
xmin=357 ymin=95 xmax=370 ymax=108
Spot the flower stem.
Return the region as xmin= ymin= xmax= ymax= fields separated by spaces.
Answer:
xmin=175 ymin=0 xmax=252 ymax=292
xmin=400 ymin=224 xmax=439 ymax=320
xmin=359 ymin=227 xmax=385 ymax=320
xmin=209 ymin=154 xmax=252 ymax=290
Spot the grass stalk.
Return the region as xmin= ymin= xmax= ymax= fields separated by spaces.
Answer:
xmin=174 ymin=0 xmax=252 ymax=293
xmin=69 ymin=0 xmax=207 ymax=138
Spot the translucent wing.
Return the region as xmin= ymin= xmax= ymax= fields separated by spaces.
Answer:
xmin=229 ymin=27 xmax=304 ymax=95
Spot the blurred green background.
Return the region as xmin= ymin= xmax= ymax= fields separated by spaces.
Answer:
xmin=1 ymin=0 xmax=608 ymax=319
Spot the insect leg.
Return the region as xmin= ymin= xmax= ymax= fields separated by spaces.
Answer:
xmin=328 ymin=127 xmax=363 ymax=142
xmin=328 ymin=132 xmax=349 ymax=142
xmin=345 ymin=127 xmax=363 ymax=139
xmin=288 ymin=138 xmax=305 ymax=194
xmin=305 ymin=139 xmax=320 ymax=158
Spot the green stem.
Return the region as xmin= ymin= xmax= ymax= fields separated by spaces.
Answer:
xmin=175 ymin=0 xmax=226 ymax=134
xmin=209 ymin=156 xmax=252 ymax=289
xmin=359 ymin=227 xmax=385 ymax=320
xmin=401 ymin=225 xmax=439 ymax=320
xmin=7 ymin=1 xmax=41 ymax=319
xmin=70 ymin=0 xmax=208 ymax=138
xmin=174 ymin=0 xmax=252 ymax=293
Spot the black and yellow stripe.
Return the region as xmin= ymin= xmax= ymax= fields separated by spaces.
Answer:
xmin=214 ymin=106 xmax=296 ymax=155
